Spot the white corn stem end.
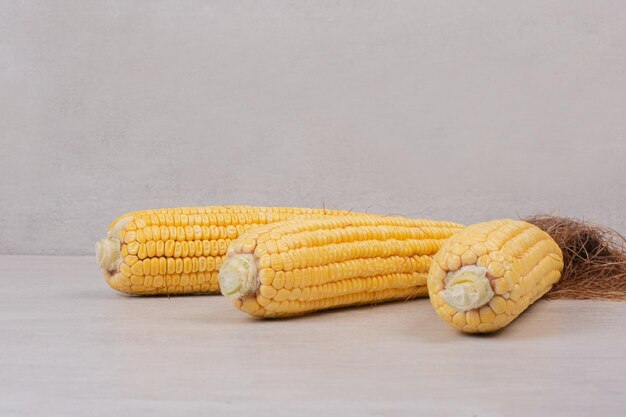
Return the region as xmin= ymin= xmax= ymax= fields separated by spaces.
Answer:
xmin=439 ymin=266 xmax=494 ymax=311
xmin=95 ymin=217 xmax=131 ymax=272
xmin=219 ymin=254 xmax=258 ymax=299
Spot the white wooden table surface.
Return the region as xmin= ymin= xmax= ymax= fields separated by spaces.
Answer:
xmin=1 ymin=255 xmax=625 ymax=416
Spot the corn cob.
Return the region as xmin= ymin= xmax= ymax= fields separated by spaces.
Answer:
xmin=219 ymin=215 xmax=464 ymax=317
xmin=96 ymin=206 xmax=356 ymax=295
xmin=427 ymin=219 xmax=564 ymax=333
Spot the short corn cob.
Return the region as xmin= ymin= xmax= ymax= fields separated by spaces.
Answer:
xmin=219 ymin=215 xmax=464 ymax=317
xmin=427 ymin=219 xmax=564 ymax=333
xmin=96 ymin=206 xmax=356 ymax=295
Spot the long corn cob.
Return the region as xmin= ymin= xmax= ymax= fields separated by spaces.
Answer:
xmin=219 ymin=215 xmax=464 ymax=317
xmin=96 ymin=206 xmax=356 ymax=295
xmin=427 ymin=219 xmax=565 ymax=333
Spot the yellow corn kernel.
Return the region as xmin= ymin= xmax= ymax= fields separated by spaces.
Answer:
xmin=427 ymin=219 xmax=563 ymax=333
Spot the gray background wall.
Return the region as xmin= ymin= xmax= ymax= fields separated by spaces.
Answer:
xmin=1 ymin=1 xmax=625 ymax=255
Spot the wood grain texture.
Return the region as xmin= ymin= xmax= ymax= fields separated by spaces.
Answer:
xmin=1 ymin=255 xmax=625 ymax=416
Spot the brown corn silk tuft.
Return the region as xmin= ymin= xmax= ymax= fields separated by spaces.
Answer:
xmin=524 ymin=215 xmax=626 ymax=300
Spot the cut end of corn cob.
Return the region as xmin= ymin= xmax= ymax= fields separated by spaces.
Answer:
xmin=95 ymin=216 xmax=131 ymax=273
xmin=219 ymin=254 xmax=257 ymax=298
xmin=439 ymin=266 xmax=494 ymax=312
xmin=95 ymin=238 xmax=120 ymax=271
